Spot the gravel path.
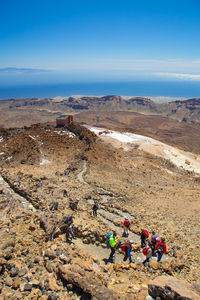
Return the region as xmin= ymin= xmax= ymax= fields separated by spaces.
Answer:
xmin=77 ymin=160 xmax=88 ymax=184
xmin=76 ymin=157 xmax=170 ymax=265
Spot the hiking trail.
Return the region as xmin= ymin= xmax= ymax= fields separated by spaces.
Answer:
xmin=77 ymin=160 xmax=88 ymax=184
xmin=81 ymin=193 xmax=171 ymax=265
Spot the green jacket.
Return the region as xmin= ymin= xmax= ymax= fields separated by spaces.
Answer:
xmin=109 ymin=236 xmax=117 ymax=248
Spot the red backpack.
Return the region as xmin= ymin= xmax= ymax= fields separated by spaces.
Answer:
xmin=122 ymin=242 xmax=130 ymax=252
xmin=142 ymin=230 xmax=149 ymax=238
xmin=142 ymin=245 xmax=150 ymax=256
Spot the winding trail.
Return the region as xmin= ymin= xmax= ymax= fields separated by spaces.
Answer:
xmin=39 ymin=141 xmax=50 ymax=166
xmin=29 ymin=135 xmax=50 ymax=166
xmin=75 ymin=154 xmax=171 ymax=265
xmin=77 ymin=160 xmax=88 ymax=184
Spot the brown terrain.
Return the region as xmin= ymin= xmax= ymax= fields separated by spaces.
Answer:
xmin=1 ymin=95 xmax=200 ymax=127
xmin=0 ymin=97 xmax=200 ymax=299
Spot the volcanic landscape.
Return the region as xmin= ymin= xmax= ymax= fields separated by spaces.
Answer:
xmin=0 ymin=96 xmax=200 ymax=299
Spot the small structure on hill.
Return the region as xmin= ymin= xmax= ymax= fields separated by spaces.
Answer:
xmin=96 ymin=114 xmax=100 ymax=126
xmin=56 ymin=115 xmax=73 ymax=127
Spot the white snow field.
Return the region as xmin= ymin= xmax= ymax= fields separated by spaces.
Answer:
xmin=86 ymin=126 xmax=200 ymax=175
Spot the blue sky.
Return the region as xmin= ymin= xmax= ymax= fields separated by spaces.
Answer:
xmin=1 ymin=0 xmax=200 ymax=83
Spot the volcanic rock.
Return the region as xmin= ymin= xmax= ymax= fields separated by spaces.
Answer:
xmin=59 ymin=264 xmax=118 ymax=300
xmin=148 ymin=276 xmax=200 ymax=300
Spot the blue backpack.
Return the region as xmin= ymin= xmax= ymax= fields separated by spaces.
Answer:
xmin=106 ymin=233 xmax=112 ymax=247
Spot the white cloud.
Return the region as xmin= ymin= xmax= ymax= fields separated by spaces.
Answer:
xmin=58 ymin=58 xmax=200 ymax=73
xmin=154 ymin=72 xmax=200 ymax=81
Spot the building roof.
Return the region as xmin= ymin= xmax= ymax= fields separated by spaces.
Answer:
xmin=56 ymin=115 xmax=68 ymax=120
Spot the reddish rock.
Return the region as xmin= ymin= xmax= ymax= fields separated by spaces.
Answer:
xmin=148 ymin=276 xmax=200 ymax=300
xmin=12 ymin=277 xmax=21 ymax=289
xmin=130 ymin=263 xmax=137 ymax=269
xmin=150 ymin=261 xmax=159 ymax=270
xmin=59 ymin=264 xmax=118 ymax=300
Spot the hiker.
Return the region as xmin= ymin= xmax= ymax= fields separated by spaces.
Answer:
xmin=108 ymin=232 xmax=117 ymax=262
xmin=150 ymin=231 xmax=160 ymax=256
xmin=142 ymin=243 xmax=152 ymax=265
xmin=122 ymin=216 xmax=131 ymax=236
xmin=122 ymin=240 xmax=134 ymax=263
xmin=92 ymin=200 xmax=98 ymax=216
xmin=155 ymin=237 xmax=167 ymax=262
xmin=106 ymin=233 xmax=112 ymax=248
xmin=140 ymin=229 xmax=149 ymax=248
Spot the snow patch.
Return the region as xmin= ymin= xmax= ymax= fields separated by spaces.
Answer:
xmin=6 ymin=156 xmax=12 ymax=161
xmin=29 ymin=135 xmax=36 ymax=140
xmin=40 ymin=158 xmax=50 ymax=166
xmin=87 ymin=126 xmax=200 ymax=175
xmin=0 ymin=137 xmax=3 ymax=142
xmin=54 ymin=130 xmax=75 ymax=138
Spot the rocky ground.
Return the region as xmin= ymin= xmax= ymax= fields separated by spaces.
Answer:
xmin=0 ymin=124 xmax=200 ymax=299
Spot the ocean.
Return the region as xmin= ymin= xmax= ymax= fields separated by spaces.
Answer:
xmin=0 ymin=81 xmax=200 ymax=99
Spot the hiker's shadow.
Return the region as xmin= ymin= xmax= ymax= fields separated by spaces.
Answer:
xmin=122 ymin=232 xmax=128 ymax=238
xmin=103 ymin=258 xmax=114 ymax=265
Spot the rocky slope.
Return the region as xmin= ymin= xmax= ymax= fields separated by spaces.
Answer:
xmin=0 ymin=124 xmax=199 ymax=299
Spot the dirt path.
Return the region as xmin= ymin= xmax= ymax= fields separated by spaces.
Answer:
xmin=75 ymin=158 xmax=171 ymax=266
xmin=29 ymin=135 xmax=50 ymax=166
xmin=77 ymin=160 xmax=87 ymax=184
xmin=82 ymin=195 xmax=171 ymax=265
xmin=73 ymin=236 xmax=171 ymax=266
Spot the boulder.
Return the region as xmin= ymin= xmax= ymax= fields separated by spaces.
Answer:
xmin=150 ymin=261 xmax=159 ymax=270
xmin=161 ymin=261 xmax=173 ymax=274
xmin=148 ymin=276 xmax=200 ymax=300
xmin=18 ymin=267 xmax=28 ymax=277
xmin=130 ymin=263 xmax=137 ymax=269
xmin=68 ymin=199 xmax=79 ymax=211
xmin=44 ymin=250 xmax=57 ymax=260
xmin=49 ymin=201 xmax=58 ymax=211
xmin=59 ymin=265 xmax=118 ymax=300
xmin=10 ymin=266 xmax=19 ymax=277
xmin=12 ymin=277 xmax=21 ymax=289
xmin=0 ymin=258 xmax=7 ymax=266
xmin=24 ymin=283 xmax=32 ymax=291
xmin=45 ymin=261 xmax=54 ymax=273
xmin=40 ymin=214 xmax=57 ymax=241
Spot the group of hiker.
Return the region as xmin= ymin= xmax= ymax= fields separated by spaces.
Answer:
xmin=80 ymin=200 xmax=167 ymax=265
xmin=91 ymin=201 xmax=167 ymax=264
xmin=48 ymin=200 xmax=166 ymax=267
xmin=106 ymin=216 xmax=167 ymax=265
xmin=141 ymin=229 xmax=167 ymax=264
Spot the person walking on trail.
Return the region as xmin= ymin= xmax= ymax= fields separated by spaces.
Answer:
xmin=122 ymin=216 xmax=131 ymax=236
xmin=141 ymin=229 xmax=149 ymax=248
xmin=155 ymin=238 xmax=167 ymax=262
xmin=142 ymin=244 xmax=152 ymax=265
xmin=151 ymin=231 xmax=160 ymax=256
xmin=108 ymin=232 xmax=117 ymax=262
xmin=92 ymin=200 xmax=98 ymax=216
xmin=122 ymin=240 xmax=134 ymax=263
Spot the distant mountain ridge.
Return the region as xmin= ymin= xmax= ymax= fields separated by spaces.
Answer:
xmin=1 ymin=95 xmax=200 ymax=124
